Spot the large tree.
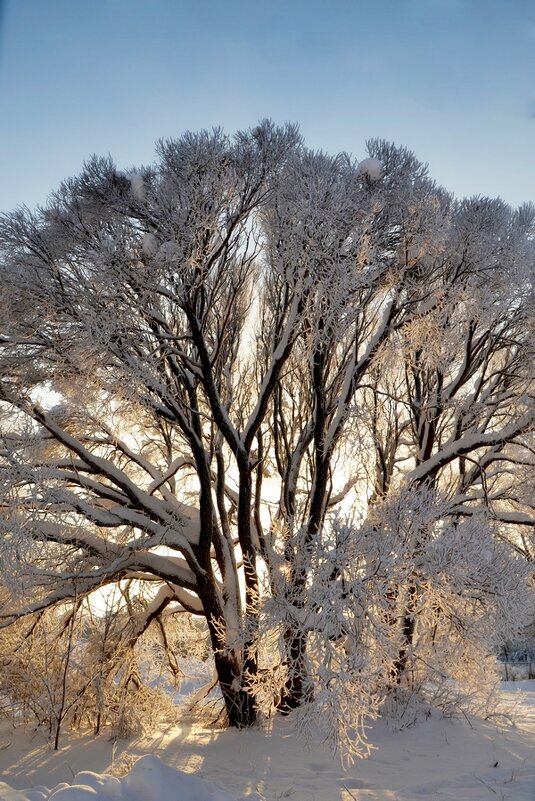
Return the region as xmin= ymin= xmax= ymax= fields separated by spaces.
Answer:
xmin=1 ymin=124 xmax=534 ymax=750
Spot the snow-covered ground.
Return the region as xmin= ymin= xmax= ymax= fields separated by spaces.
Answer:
xmin=1 ymin=682 xmax=535 ymax=800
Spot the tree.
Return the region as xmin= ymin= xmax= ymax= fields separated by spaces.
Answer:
xmin=1 ymin=123 xmax=534 ymax=753
xmin=0 ymin=121 xmax=306 ymax=727
xmin=362 ymin=196 xmax=535 ymax=687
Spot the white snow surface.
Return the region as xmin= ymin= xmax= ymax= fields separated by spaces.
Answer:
xmin=356 ymin=157 xmax=383 ymax=181
xmin=0 ymin=755 xmax=246 ymax=801
xmin=1 ymin=682 xmax=535 ymax=800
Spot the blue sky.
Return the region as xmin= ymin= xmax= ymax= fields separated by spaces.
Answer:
xmin=0 ymin=0 xmax=534 ymax=211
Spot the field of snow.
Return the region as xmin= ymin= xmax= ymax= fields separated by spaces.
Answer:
xmin=0 ymin=682 xmax=535 ymax=800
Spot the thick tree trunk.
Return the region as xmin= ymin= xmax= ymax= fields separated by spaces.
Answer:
xmin=194 ymin=454 xmax=259 ymax=729
xmin=203 ymin=594 xmax=258 ymax=728
xmin=212 ymin=647 xmax=257 ymax=728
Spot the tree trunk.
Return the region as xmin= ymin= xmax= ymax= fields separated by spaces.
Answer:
xmin=202 ymin=588 xmax=257 ymax=728
xmin=278 ymin=629 xmax=313 ymax=713
xmin=391 ymin=583 xmax=417 ymax=685
xmin=209 ymin=639 xmax=257 ymax=728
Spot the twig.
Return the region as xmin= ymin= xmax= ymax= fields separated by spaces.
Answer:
xmin=474 ymin=773 xmax=498 ymax=795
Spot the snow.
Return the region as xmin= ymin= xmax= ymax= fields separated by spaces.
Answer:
xmin=1 ymin=682 xmax=535 ymax=801
xmin=128 ymin=175 xmax=145 ymax=201
xmin=356 ymin=157 xmax=383 ymax=181
xmin=141 ymin=233 xmax=158 ymax=257
xmin=0 ymin=756 xmax=245 ymax=801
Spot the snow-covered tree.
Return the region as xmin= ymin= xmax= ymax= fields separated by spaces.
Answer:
xmin=360 ymin=195 xmax=535 ymax=688
xmin=0 ymin=121 xmax=308 ymax=727
xmin=1 ymin=123 xmax=535 ymax=752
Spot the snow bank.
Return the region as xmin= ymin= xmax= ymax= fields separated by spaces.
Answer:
xmin=0 ymin=755 xmax=260 ymax=801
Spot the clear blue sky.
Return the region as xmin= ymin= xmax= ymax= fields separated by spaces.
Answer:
xmin=0 ymin=0 xmax=534 ymax=212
